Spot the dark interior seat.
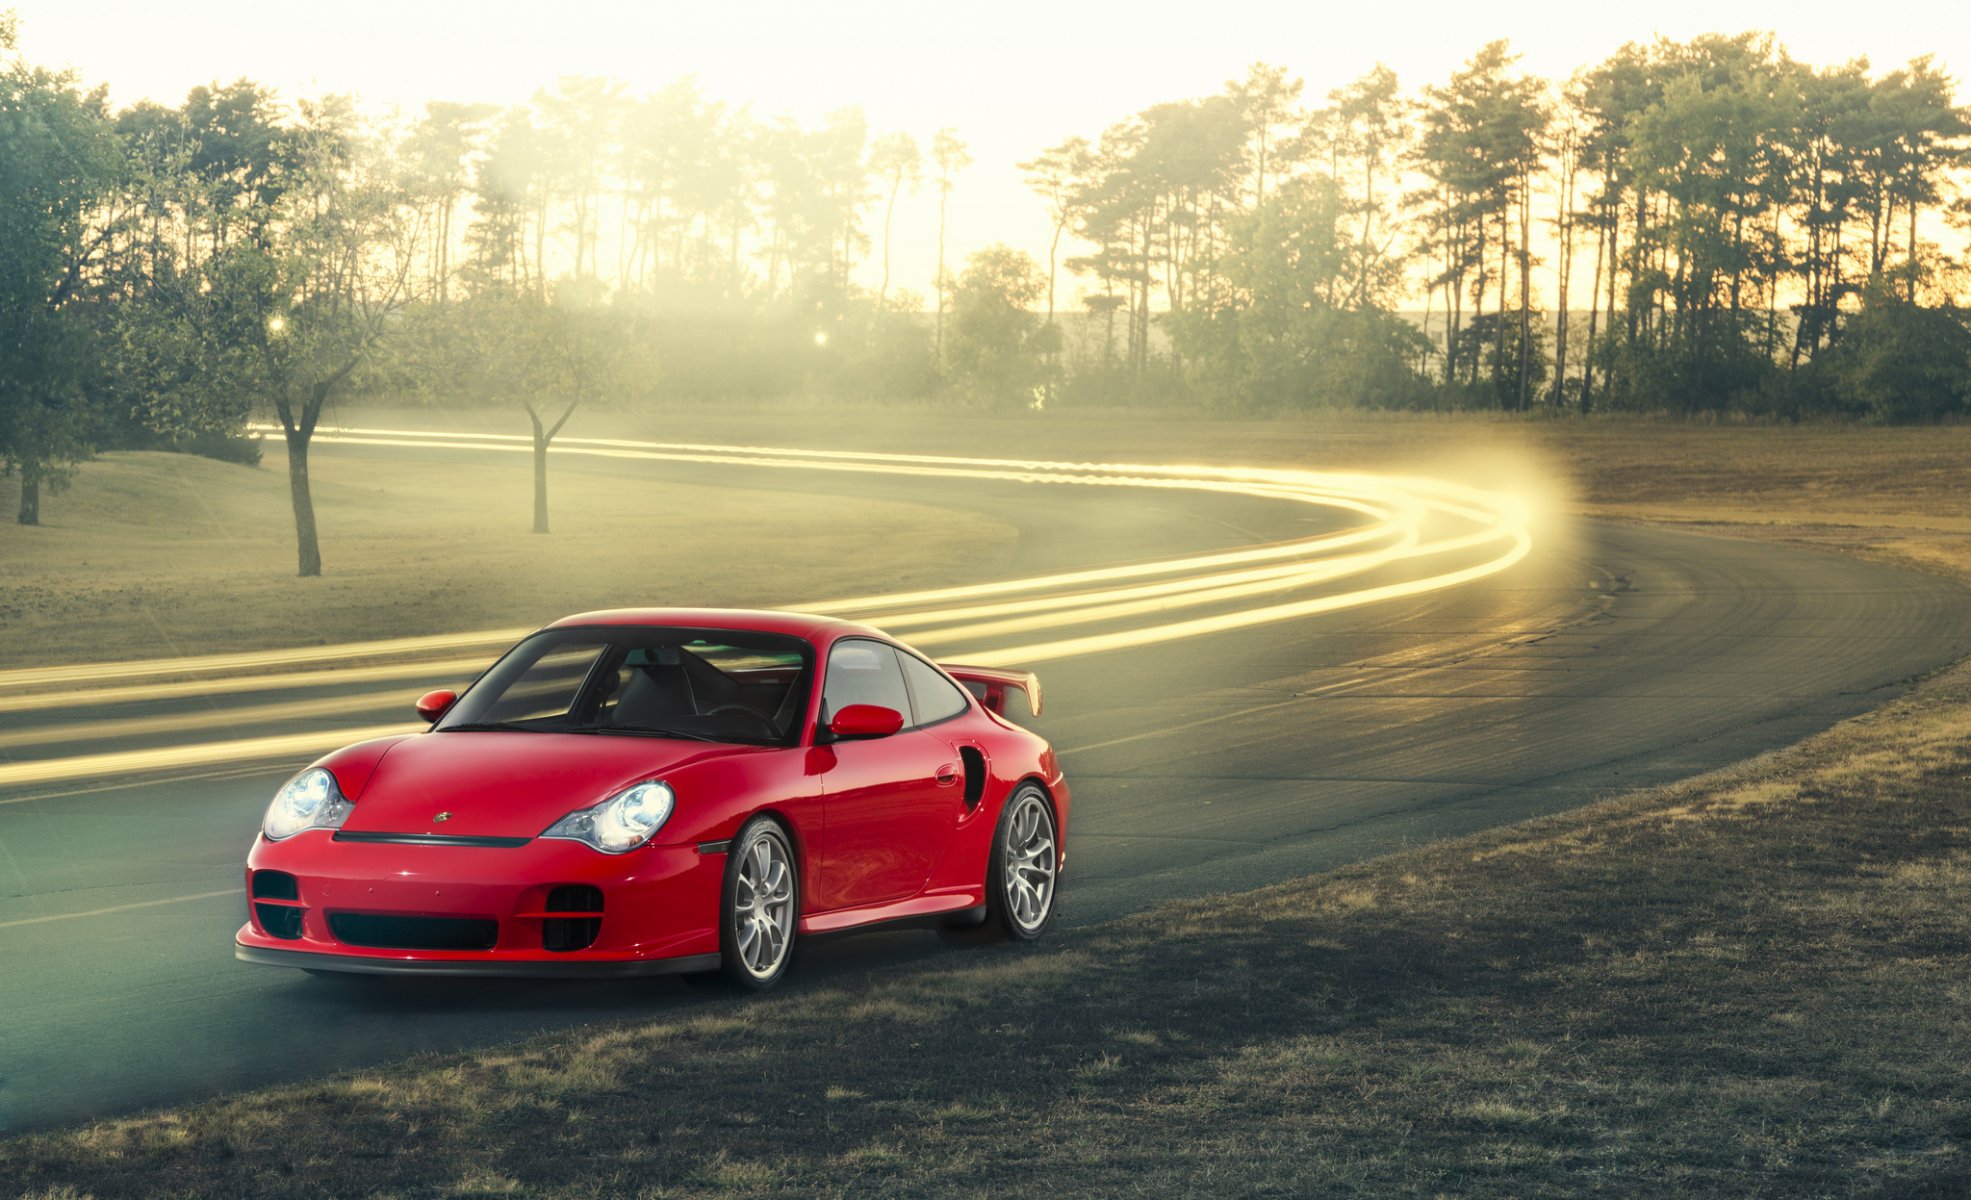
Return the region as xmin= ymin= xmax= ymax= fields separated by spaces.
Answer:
xmin=611 ymin=664 xmax=696 ymax=726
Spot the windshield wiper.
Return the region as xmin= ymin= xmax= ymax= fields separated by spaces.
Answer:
xmin=438 ymin=721 xmax=542 ymax=733
xmin=584 ymin=724 xmax=721 ymax=742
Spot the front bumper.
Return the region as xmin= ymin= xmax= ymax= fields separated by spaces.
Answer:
xmin=237 ymin=829 xmax=725 ymax=976
xmin=235 ymin=943 xmax=719 ymax=978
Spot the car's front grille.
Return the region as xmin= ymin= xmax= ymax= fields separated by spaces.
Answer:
xmin=329 ymin=913 xmax=499 ymax=951
xmin=542 ymin=884 xmax=604 ymax=952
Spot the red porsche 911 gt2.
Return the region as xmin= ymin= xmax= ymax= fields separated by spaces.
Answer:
xmin=235 ymin=609 xmax=1068 ymax=990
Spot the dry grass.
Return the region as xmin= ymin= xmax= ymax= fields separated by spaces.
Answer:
xmin=5 ymin=408 xmax=1971 ymax=1196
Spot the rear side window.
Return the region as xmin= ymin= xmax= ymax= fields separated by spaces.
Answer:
xmin=899 ymin=653 xmax=970 ymax=726
xmin=823 ymin=639 xmax=911 ymax=719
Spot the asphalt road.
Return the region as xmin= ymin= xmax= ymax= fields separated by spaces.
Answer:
xmin=2 ymin=439 xmax=1968 ymax=1132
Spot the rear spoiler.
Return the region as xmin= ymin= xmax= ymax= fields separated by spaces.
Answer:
xmin=940 ymin=664 xmax=1043 ymax=718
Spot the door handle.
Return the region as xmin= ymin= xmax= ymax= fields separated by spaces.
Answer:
xmin=934 ymin=764 xmax=960 ymax=787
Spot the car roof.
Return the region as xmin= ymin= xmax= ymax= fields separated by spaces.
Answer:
xmin=546 ymin=607 xmax=888 ymax=643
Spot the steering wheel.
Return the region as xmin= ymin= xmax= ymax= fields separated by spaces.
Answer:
xmin=707 ymin=703 xmax=778 ymax=735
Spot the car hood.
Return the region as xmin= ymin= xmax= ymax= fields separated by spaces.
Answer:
xmin=336 ymin=730 xmax=759 ymax=839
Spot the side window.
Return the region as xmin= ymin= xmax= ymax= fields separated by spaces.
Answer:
xmin=822 ymin=639 xmax=911 ymax=719
xmin=899 ymin=652 xmax=970 ymax=727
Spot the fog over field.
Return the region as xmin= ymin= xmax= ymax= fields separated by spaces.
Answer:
xmin=5 ymin=2 xmax=1970 ymax=558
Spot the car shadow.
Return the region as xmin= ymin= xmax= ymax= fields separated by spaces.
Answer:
xmin=291 ymin=926 xmax=980 ymax=1016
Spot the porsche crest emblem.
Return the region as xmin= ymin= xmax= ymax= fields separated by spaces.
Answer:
xmin=432 ymin=811 xmax=452 ymax=824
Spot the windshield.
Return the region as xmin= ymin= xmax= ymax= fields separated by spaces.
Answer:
xmin=436 ymin=626 xmax=814 ymax=746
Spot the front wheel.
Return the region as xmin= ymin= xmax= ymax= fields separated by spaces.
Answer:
xmin=715 ymin=817 xmax=800 ymax=990
xmin=970 ymin=784 xmax=1059 ymax=942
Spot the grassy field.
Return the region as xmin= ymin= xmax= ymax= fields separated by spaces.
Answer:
xmin=0 ymin=442 xmax=1015 ymax=669
xmin=12 ymin=404 xmax=1971 ymax=669
xmin=5 ymin=409 xmax=1971 ymax=1196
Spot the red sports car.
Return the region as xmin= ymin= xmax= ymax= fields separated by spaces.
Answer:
xmin=235 ymin=609 xmax=1067 ymax=990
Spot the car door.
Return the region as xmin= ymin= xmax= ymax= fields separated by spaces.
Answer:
xmin=809 ymin=638 xmax=953 ymax=911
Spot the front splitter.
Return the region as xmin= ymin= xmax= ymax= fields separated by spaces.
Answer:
xmin=237 ymin=943 xmax=721 ymax=979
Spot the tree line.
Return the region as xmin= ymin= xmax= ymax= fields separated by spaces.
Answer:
xmin=3 ymin=16 xmax=1969 ymax=574
xmin=1034 ymin=37 xmax=1970 ymax=417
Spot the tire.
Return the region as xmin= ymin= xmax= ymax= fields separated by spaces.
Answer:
xmin=714 ymin=816 xmax=800 ymax=991
xmin=955 ymin=783 xmax=1059 ymax=943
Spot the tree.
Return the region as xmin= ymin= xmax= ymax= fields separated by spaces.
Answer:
xmin=1852 ymin=59 xmax=1968 ymax=301
xmin=404 ymin=100 xmax=496 ymax=300
xmin=617 ymin=78 xmax=745 ymax=292
xmin=1569 ymin=41 xmax=1660 ymax=407
xmin=203 ymin=98 xmax=425 ymax=575
xmin=1825 ymin=287 xmax=1971 ymax=420
xmin=468 ymin=287 xmax=614 ymax=532
xmin=947 ymin=245 xmax=1051 ymax=407
xmin=869 ymin=132 xmax=920 ymax=304
xmin=1017 ymin=135 xmax=1092 ymax=397
xmin=1310 ymin=66 xmax=1406 ymax=310
xmin=1231 ymin=62 xmax=1303 ymax=203
xmin=534 ymin=77 xmax=623 ymax=283
xmin=1411 ymin=42 xmax=1548 ymax=406
xmin=931 ymin=128 xmax=970 ymax=371
xmin=467 ymin=107 xmax=547 ymax=293
xmin=813 ymin=108 xmax=872 ymax=293
xmin=180 ymin=78 xmax=285 ymax=258
xmin=0 ymin=19 xmax=122 ymax=524
xmin=1171 ymin=174 xmax=1427 ymax=410
xmin=1621 ymin=36 xmax=1790 ymax=411
xmin=1065 ymin=97 xmax=1247 ymax=378
xmin=1548 ymin=86 xmax=1586 ymax=405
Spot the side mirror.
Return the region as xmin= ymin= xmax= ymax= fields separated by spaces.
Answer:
xmin=415 ymin=689 xmax=458 ymax=724
xmin=826 ymin=703 xmax=905 ymax=740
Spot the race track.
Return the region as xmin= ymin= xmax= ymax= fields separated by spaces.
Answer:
xmin=2 ymin=429 xmax=1966 ymax=1131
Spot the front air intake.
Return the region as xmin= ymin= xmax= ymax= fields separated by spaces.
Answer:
xmin=251 ymin=870 xmax=304 ymax=939
xmin=329 ymin=913 xmax=499 ymax=951
xmin=541 ymin=884 xmax=604 ymax=952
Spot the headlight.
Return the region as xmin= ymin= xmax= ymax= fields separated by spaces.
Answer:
xmin=263 ymin=767 xmax=353 ymax=840
xmin=542 ymin=781 xmax=674 ymax=854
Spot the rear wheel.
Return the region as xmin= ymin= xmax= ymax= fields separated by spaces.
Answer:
xmin=945 ymin=784 xmax=1058 ymax=942
xmin=714 ymin=817 xmax=799 ymax=991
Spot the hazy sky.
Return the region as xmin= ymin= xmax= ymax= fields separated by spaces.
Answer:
xmin=10 ymin=0 xmax=1967 ymax=304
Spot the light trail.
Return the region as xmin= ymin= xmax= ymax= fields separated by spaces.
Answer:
xmin=0 ymin=628 xmax=524 ymax=693
xmin=0 ymin=427 xmax=1536 ymax=789
xmin=952 ymin=529 xmax=1535 ymax=668
xmin=0 ymin=723 xmax=421 ymax=789
xmin=0 ymin=887 xmax=244 ymax=931
xmin=0 ymin=656 xmax=491 ymax=716
xmin=902 ymin=528 xmax=1425 ymax=645
xmin=0 ymin=686 xmax=428 ymax=752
